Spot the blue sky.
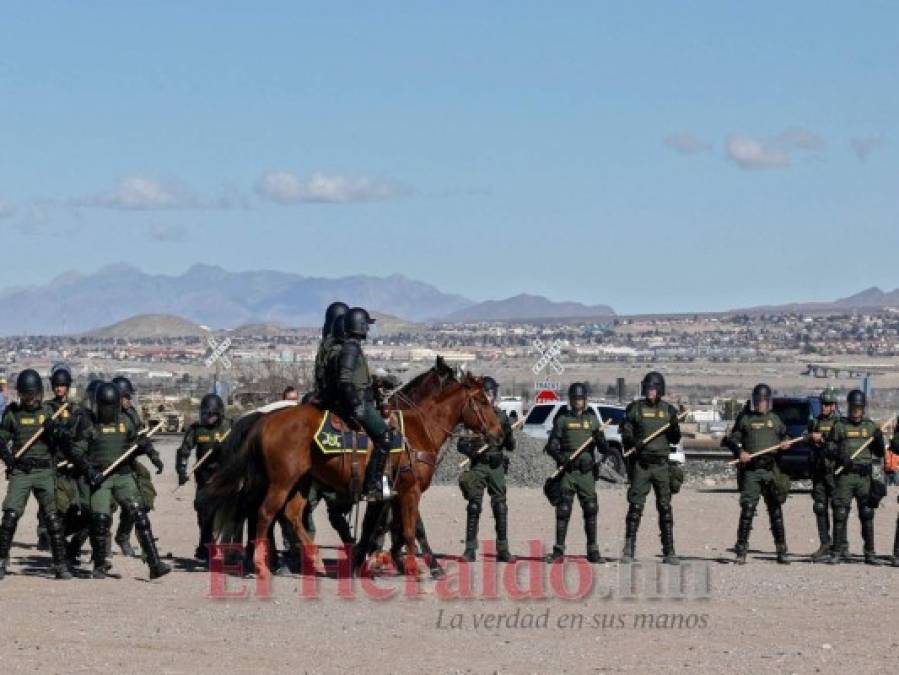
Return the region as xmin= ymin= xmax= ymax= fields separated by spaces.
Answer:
xmin=1 ymin=2 xmax=897 ymax=314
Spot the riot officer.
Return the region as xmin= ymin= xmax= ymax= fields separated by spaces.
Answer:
xmin=457 ymin=376 xmax=516 ymax=562
xmin=891 ymin=422 xmax=899 ymax=567
xmin=0 ymin=369 xmax=73 ymax=579
xmin=619 ymin=371 xmax=683 ymax=565
xmin=73 ymin=382 xmax=170 ymax=579
xmin=35 ymin=366 xmax=80 ymax=550
xmin=111 ymin=376 xmax=163 ymax=557
xmin=543 ymin=383 xmax=609 ymax=564
xmin=313 ymin=302 xmax=349 ymax=404
xmin=331 ymin=307 xmax=394 ymax=501
xmin=808 ymin=387 xmax=839 ymax=562
xmin=725 ymin=384 xmax=792 ymax=564
xmin=176 ymin=393 xmax=232 ymax=561
xmin=825 ymin=389 xmax=885 ymax=565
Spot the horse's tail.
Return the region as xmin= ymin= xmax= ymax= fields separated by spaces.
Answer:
xmin=205 ymin=411 xmax=268 ymax=541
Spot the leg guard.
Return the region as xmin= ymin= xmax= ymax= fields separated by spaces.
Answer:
xmin=362 ymin=433 xmax=392 ymax=500
xmin=491 ymin=497 xmax=511 ymax=554
xmin=658 ymin=503 xmax=678 ymax=565
xmin=45 ymin=511 xmax=72 ymax=579
xmin=811 ymin=500 xmax=831 ymax=561
xmin=544 ymin=497 xmax=572 ymax=562
xmin=0 ymin=510 xmax=20 ymax=579
xmin=892 ymin=517 xmax=899 ymax=567
xmin=89 ymin=513 xmax=112 ymax=578
xmin=621 ymin=503 xmax=643 ymax=563
xmin=768 ymin=505 xmax=790 ymax=564
xmin=131 ymin=503 xmax=171 ymax=579
xmin=828 ymin=506 xmax=850 ymax=564
xmin=581 ymin=496 xmax=602 ymax=562
xmin=735 ymin=505 xmax=755 ymax=563
xmin=860 ymin=506 xmax=881 ymax=565
xmin=462 ymin=499 xmax=481 ymax=561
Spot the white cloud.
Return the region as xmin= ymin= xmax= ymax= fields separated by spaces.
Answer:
xmin=146 ymin=223 xmax=187 ymax=242
xmin=850 ymin=135 xmax=885 ymax=162
xmin=256 ymin=171 xmax=410 ymax=204
xmin=0 ymin=198 xmax=15 ymax=219
xmin=663 ymin=133 xmax=711 ymax=155
xmin=71 ymin=176 xmax=243 ymax=211
xmin=726 ymin=128 xmax=824 ymax=170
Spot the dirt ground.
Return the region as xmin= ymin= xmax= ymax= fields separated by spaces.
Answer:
xmin=2 ymin=437 xmax=899 ymax=674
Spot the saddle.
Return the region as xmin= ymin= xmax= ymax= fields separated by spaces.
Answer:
xmin=314 ymin=410 xmax=405 ymax=455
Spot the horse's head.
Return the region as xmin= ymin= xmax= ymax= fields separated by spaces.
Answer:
xmin=457 ymin=373 xmax=504 ymax=446
xmin=395 ymin=358 xmax=459 ymax=407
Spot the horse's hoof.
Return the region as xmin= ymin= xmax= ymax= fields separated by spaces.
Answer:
xmin=430 ymin=565 xmax=445 ymax=579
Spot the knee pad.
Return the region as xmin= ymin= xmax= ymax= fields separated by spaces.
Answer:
xmin=812 ymin=501 xmax=827 ymax=516
xmin=833 ymin=506 xmax=850 ymax=522
xmin=581 ymin=497 xmax=598 ymax=518
xmin=490 ymin=498 xmax=508 ymax=516
xmin=466 ymin=500 xmax=482 ymax=517
xmin=44 ymin=510 xmax=64 ymax=535
xmin=1 ymin=510 xmax=19 ymax=530
xmin=859 ymin=506 xmax=875 ymax=522
xmin=740 ymin=504 xmax=757 ymax=520
xmin=90 ymin=512 xmax=112 ymax=534
xmin=556 ymin=499 xmax=573 ymax=521
xmin=657 ymin=503 xmax=673 ymax=525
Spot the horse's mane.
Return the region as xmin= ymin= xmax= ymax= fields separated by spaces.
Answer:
xmin=396 ymin=356 xmax=457 ymax=396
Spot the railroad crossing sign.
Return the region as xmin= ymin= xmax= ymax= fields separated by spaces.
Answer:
xmin=531 ymin=338 xmax=564 ymax=376
xmin=204 ymin=336 xmax=232 ymax=370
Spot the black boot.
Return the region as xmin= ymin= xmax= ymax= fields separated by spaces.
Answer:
xmin=620 ymin=504 xmax=642 ymax=564
xmin=769 ymin=506 xmax=790 ymax=565
xmin=892 ymin=517 xmax=899 ymax=567
xmin=462 ymin=500 xmax=480 ymax=561
xmin=327 ymin=502 xmax=355 ymax=545
xmin=734 ymin=505 xmax=755 ymax=564
xmin=45 ymin=512 xmax=72 ymax=580
xmin=582 ymin=497 xmax=604 ymax=564
xmin=861 ymin=509 xmax=881 ymax=566
xmin=0 ymin=510 xmax=20 ymax=580
xmin=362 ymin=435 xmax=392 ymax=501
xmin=828 ymin=507 xmax=849 ymax=565
xmin=89 ymin=513 xmax=112 ymax=579
xmin=810 ymin=503 xmax=832 ymax=562
xmin=132 ymin=507 xmax=171 ymax=579
xmin=659 ymin=505 xmax=679 ymax=565
xmin=492 ymin=498 xmax=516 ymax=563
xmin=66 ymin=528 xmax=90 ymax=567
xmin=544 ymin=499 xmax=571 ymax=563
xmin=36 ymin=532 xmax=50 ymax=551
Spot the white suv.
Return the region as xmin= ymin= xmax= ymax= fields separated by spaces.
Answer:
xmin=523 ymin=400 xmax=685 ymax=476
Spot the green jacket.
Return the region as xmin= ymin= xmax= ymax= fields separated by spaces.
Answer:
xmin=73 ymin=416 xmax=139 ymax=471
xmin=335 ymin=337 xmax=373 ymax=409
xmin=545 ymin=408 xmax=607 ymax=470
xmin=0 ymin=401 xmax=56 ymax=461
xmin=621 ymin=399 xmax=681 ymax=458
xmin=726 ymin=410 xmax=788 ymax=467
xmin=176 ymin=418 xmax=232 ymax=477
xmin=825 ymin=417 xmax=884 ymax=466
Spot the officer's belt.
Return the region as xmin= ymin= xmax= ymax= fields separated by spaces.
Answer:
xmin=17 ymin=457 xmax=53 ymax=470
xmin=637 ymin=455 xmax=668 ymax=466
xmin=843 ymin=463 xmax=872 ymax=477
xmin=91 ymin=461 xmax=133 ymax=476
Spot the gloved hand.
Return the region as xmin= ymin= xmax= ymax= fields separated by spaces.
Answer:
xmin=151 ymin=454 xmax=164 ymax=475
xmin=137 ymin=437 xmax=154 ymax=455
xmin=0 ymin=443 xmax=14 ymax=469
xmin=43 ymin=417 xmax=59 ymax=439
xmin=86 ymin=466 xmax=103 ymax=491
xmin=634 ymin=440 xmax=646 ymax=454
xmin=838 ymin=452 xmax=853 ymax=470
xmin=178 ymin=470 xmax=189 ymax=486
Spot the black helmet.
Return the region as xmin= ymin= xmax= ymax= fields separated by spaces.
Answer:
xmin=323 ymin=302 xmax=350 ymax=338
xmin=820 ymin=387 xmax=838 ymax=406
xmin=344 ymin=307 xmax=376 ymax=339
xmin=200 ymin=393 xmax=225 ymax=425
xmin=50 ymin=365 xmax=73 ymax=388
xmin=568 ymin=382 xmax=588 ymax=400
xmin=16 ymin=369 xmax=43 ymax=397
xmin=112 ymin=376 xmax=135 ymax=399
xmin=332 ymin=314 xmax=347 ymax=341
xmin=95 ymin=382 xmax=121 ymax=424
xmin=847 ymin=389 xmax=866 ymax=409
xmin=482 ymin=376 xmax=499 ymax=397
xmin=751 ymin=383 xmax=772 ymax=409
xmin=641 ymin=371 xmax=666 ymax=397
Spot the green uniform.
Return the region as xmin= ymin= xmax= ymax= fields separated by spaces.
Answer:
xmin=1 ymin=402 xmax=59 ymax=517
xmin=0 ymin=400 xmax=72 ymax=578
xmin=314 ymin=336 xmax=335 ymax=396
xmin=620 ymin=399 xmax=682 ymax=561
xmin=458 ymin=407 xmax=515 ymax=556
xmin=35 ymin=398 xmax=82 ymax=543
xmin=176 ymin=418 xmax=232 ymax=554
xmin=808 ymin=411 xmax=838 ymax=554
xmin=725 ymin=410 xmax=790 ymax=560
xmin=304 ymin=480 xmax=352 ymax=544
xmin=890 ymin=430 xmax=899 ymax=565
xmin=825 ymin=416 xmax=885 ymax=560
xmin=544 ymin=408 xmax=607 ymax=557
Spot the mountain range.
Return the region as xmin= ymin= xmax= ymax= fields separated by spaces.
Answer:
xmin=0 ymin=264 xmax=618 ymax=335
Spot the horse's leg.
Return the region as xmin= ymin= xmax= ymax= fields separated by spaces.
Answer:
xmin=283 ymin=492 xmax=325 ymax=575
xmin=414 ymin=514 xmax=444 ymax=578
xmin=354 ymin=501 xmax=390 ymax=574
xmin=398 ymin=486 xmax=424 ymax=578
xmin=254 ymin=486 xmax=292 ymax=579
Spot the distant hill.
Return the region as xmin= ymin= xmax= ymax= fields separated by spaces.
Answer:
xmin=445 ymin=293 xmax=616 ymax=322
xmin=0 ymin=263 xmax=473 ymax=335
xmin=86 ymin=314 xmax=206 ymax=339
xmin=735 ymin=286 xmax=899 ymax=314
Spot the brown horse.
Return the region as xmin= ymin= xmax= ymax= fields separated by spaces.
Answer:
xmin=207 ymin=373 xmax=503 ymax=579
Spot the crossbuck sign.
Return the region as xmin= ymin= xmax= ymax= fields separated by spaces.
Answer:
xmin=204 ymin=336 xmax=232 ymax=370
xmin=531 ymin=338 xmax=564 ymax=375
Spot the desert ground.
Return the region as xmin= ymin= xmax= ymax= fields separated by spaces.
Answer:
xmin=2 ymin=436 xmax=899 ymax=674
